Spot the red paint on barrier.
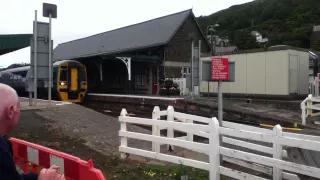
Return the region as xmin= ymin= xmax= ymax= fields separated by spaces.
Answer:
xmin=10 ymin=138 xmax=106 ymax=180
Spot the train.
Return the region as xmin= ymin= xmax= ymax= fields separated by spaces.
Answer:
xmin=0 ymin=60 xmax=88 ymax=103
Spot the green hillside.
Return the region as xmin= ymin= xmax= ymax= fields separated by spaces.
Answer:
xmin=197 ymin=0 xmax=320 ymax=50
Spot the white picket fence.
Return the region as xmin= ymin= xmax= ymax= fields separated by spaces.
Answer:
xmin=309 ymin=76 xmax=319 ymax=97
xmin=301 ymin=93 xmax=320 ymax=125
xmin=119 ymin=106 xmax=320 ymax=180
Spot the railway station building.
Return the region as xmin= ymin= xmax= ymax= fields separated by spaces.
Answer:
xmin=53 ymin=9 xmax=211 ymax=95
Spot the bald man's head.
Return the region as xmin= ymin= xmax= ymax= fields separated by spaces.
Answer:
xmin=0 ymin=83 xmax=20 ymax=136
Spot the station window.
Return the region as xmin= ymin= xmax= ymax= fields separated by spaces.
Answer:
xmin=135 ymin=67 xmax=147 ymax=86
xmin=60 ymin=69 xmax=67 ymax=81
xmin=182 ymin=67 xmax=190 ymax=74
xmin=135 ymin=75 xmax=146 ymax=86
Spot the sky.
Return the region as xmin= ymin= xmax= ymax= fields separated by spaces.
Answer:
xmin=0 ymin=0 xmax=253 ymax=68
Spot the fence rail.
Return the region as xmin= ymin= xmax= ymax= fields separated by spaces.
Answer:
xmin=119 ymin=105 xmax=320 ymax=180
xmin=300 ymin=94 xmax=320 ymax=125
xmin=309 ymin=77 xmax=319 ymax=97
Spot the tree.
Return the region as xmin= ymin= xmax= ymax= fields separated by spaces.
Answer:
xmin=197 ymin=0 xmax=320 ymax=49
xmin=232 ymin=30 xmax=259 ymax=50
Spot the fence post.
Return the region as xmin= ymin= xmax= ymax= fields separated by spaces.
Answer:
xmin=186 ymin=119 xmax=194 ymax=142
xmin=209 ymin=117 xmax=220 ymax=180
xmin=152 ymin=106 xmax=161 ymax=153
xmin=167 ymin=105 xmax=174 ymax=151
xmin=307 ymin=94 xmax=313 ymax=117
xmin=273 ymin=125 xmax=283 ymax=180
xmin=316 ymin=77 xmax=319 ymax=96
xmin=301 ymin=102 xmax=306 ymax=125
xmin=120 ymin=108 xmax=128 ymax=159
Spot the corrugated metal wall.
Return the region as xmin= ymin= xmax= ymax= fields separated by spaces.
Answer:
xmin=200 ymin=49 xmax=309 ymax=95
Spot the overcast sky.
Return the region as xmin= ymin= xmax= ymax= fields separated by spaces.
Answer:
xmin=0 ymin=0 xmax=253 ymax=68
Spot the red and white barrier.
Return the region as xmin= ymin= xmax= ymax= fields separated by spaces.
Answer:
xmin=10 ymin=138 xmax=106 ymax=180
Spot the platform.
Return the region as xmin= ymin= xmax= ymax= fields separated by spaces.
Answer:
xmin=87 ymin=93 xmax=183 ymax=100
xmin=19 ymin=97 xmax=71 ymax=111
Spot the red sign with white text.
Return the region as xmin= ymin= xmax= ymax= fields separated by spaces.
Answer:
xmin=212 ymin=57 xmax=229 ymax=80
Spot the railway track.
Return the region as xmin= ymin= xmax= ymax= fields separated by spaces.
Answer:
xmin=82 ymin=100 xmax=301 ymax=134
xmin=20 ymin=93 xmax=303 ymax=131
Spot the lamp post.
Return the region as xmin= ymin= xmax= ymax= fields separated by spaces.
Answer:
xmin=206 ymin=24 xmax=219 ymax=56
xmin=42 ymin=3 xmax=57 ymax=105
xmin=206 ymin=24 xmax=219 ymax=97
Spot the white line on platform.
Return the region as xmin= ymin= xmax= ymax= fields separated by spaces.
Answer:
xmin=19 ymin=97 xmax=72 ymax=105
xmin=87 ymin=93 xmax=183 ymax=100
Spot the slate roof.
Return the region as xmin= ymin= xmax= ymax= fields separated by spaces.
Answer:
xmin=54 ymin=9 xmax=201 ymax=61
xmin=200 ymin=46 xmax=238 ymax=57
xmin=215 ymin=46 xmax=238 ymax=54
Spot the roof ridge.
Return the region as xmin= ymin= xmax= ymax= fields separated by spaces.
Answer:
xmin=57 ymin=8 xmax=192 ymax=47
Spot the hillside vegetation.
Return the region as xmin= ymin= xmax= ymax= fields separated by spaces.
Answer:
xmin=197 ymin=0 xmax=320 ymax=50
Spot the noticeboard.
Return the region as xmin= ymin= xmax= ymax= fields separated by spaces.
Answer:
xmin=29 ymin=21 xmax=52 ymax=80
xmin=202 ymin=57 xmax=235 ymax=82
xmin=212 ymin=57 xmax=229 ymax=81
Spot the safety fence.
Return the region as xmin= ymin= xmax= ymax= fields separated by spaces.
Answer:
xmin=309 ymin=79 xmax=318 ymax=97
xmin=301 ymin=94 xmax=320 ymax=125
xmin=309 ymin=75 xmax=320 ymax=97
xmin=119 ymin=106 xmax=320 ymax=180
xmin=10 ymin=138 xmax=106 ymax=180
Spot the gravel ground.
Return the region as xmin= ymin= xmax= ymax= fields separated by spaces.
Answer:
xmin=33 ymin=103 xmax=154 ymax=156
xmin=12 ymin=101 xmax=317 ymax=179
xmin=8 ymin=103 xmax=214 ymax=179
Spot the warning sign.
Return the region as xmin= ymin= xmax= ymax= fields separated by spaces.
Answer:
xmin=212 ymin=57 xmax=229 ymax=81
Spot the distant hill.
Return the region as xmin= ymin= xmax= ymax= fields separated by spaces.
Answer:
xmin=197 ymin=0 xmax=320 ymax=50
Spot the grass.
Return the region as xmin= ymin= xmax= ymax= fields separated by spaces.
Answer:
xmin=104 ymin=157 xmax=210 ymax=180
xmin=97 ymin=155 xmax=233 ymax=180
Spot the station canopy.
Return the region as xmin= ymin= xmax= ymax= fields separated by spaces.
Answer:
xmin=0 ymin=34 xmax=32 ymax=56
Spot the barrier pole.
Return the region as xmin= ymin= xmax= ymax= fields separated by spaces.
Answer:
xmin=307 ymin=94 xmax=313 ymax=116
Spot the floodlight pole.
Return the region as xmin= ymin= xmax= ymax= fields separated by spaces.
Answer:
xmin=33 ymin=10 xmax=38 ymax=105
xmin=48 ymin=13 xmax=52 ymax=105
xmin=218 ymin=80 xmax=223 ymax=124
xmin=218 ymin=46 xmax=225 ymax=125
xmin=43 ymin=3 xmax=57 ymax=105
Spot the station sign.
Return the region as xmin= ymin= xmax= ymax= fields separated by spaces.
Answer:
xmin=212 ymin=57 xmax=229 ymax=81
xmin=201 ymin=56 xmax=235 ymax=82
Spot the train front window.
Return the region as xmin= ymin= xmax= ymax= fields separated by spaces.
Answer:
xmin=60 ymin=69 xmax=67 ymax=81
xmin=79 ymin=68 xmax=86 ymax=82
xmin=53 ymin=71 xmax=57 ymax=81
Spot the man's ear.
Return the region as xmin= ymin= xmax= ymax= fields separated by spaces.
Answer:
xmin=6 ymin=105 xmax=15 ymax=120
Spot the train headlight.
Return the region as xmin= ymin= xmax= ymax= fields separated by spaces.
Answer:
xmin=60 ymin=82 xmax=66 ymax=85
